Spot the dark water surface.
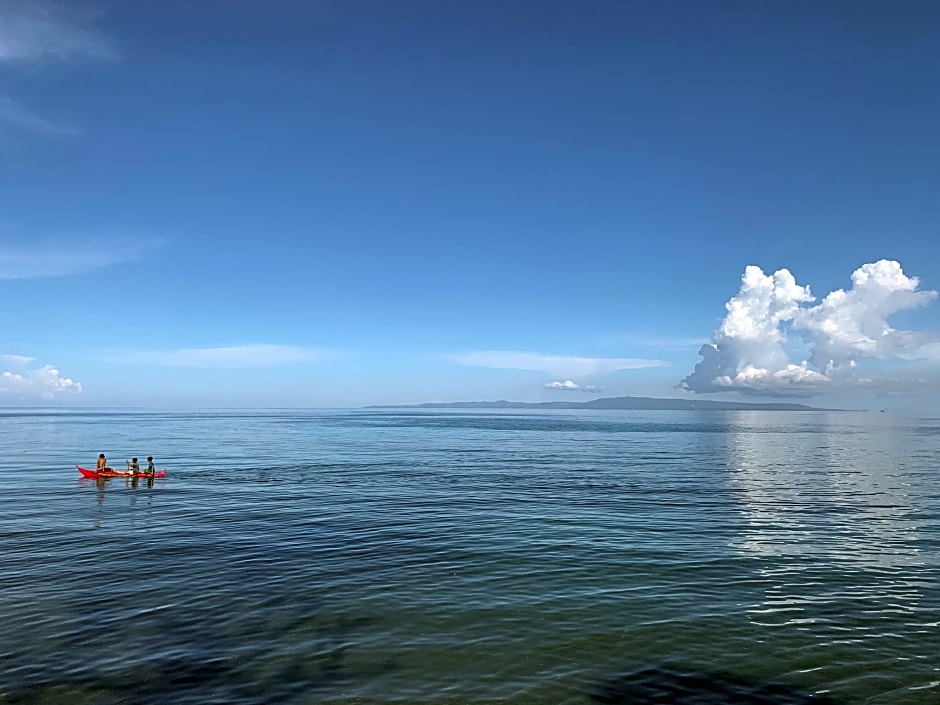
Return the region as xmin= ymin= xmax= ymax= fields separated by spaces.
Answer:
xmin=1 ymin=409 xmax=938 ymax=704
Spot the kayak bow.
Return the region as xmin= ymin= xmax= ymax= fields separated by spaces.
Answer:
xmin=77 ymin=465 xmax=166 ymax=479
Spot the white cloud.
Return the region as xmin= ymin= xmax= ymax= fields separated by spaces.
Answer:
xmin=797 ymin=260 xmax=937 ymax=369
xmin=104 ymin=345 xmax=334 ymax=368
xmin=712 ymin=362 xmax=829 ymax=391
xmin=545 ymin=380 xmax=604 ymax=393
xmin=545 ymin=380 xmax=580 ymax=390
xmin=0 ymin=362 xmax=82 ymax=400
xmin=682 ymin=259 xmax=939 ymax=396
xmin=0 ymin=239 xmax=157 ymax=279
xmin=0 ymin=1 xmax=115 ymax=62
xmin=451 ymin=350 xmax=669 ymax=377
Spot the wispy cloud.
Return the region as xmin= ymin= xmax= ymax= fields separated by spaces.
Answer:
xmin=0 ymin=0 xmax=116 ymax=63
xmin=104 ymin=345 xmax=340 ymax=369
xmin=451 ymin=350 xmax=669 ymax=377
xmin=638 ymin=336 xmax=710 ymax=350
xmin=0 ymin=353 xmax=35 ymax=368
xmin=0 ymin=239 xmax=158 ymax=279
xmin=0 ymin=1 xmax=115 ymax=140
xmin=598 ymin=332 xmax=709 ymax=351
xmin=0 ymin=97 xmax=78 ymax=135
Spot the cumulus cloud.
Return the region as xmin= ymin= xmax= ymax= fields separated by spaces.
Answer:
xmin=799 ymin=261 xmax=938 ymax=368
xmin=0 ymin=0 xmax=115 ymax=62
xmin=546 ymin=380 xmax=580 ymax=391
xmin=452 ymin=351 xmax=668 ymax=377
xmin=682 ymin=260 xmax=939 ymax=396
xmin=545 ymin=380 xmax=604 ymax=393
xmin=104 ymin=345 xmax=334 ymax=368
xmin=0 ymin=239 xmax=157 ymax=279
xmin=0 ymin=361 xmax=82 ymax=400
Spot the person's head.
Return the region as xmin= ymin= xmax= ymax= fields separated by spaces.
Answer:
xmin=147 ymin=456 xmax=153 ymax=462
xmin=132 ymin=457 xmax=138 ymax=462
xmin=99 ymin=453 xmax=105 ymax=458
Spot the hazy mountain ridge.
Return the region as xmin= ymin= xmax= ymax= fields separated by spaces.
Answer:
xmin=367 ymin=396 xmax=842 ymax=411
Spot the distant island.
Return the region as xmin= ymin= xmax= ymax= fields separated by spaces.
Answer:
xmin=367 ymin=395 xmax=841 ymax=411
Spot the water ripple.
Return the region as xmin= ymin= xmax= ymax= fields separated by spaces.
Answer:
xmin=0 ymin=409 xmax=938 ymax=704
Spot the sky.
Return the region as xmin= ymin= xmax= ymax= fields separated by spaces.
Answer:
xmin=2 ymin=0 xmax=940 ymax=409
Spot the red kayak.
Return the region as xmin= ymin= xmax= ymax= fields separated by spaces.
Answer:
xmin=77 ymin=465 xmax=166 ymax=479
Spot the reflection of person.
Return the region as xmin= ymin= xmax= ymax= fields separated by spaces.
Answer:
xmin=97 ymin=453 xmax=107 ymax=471
xmin=126 ymin=457 xmax=140 ymax=474
xmin=146 ymin=456 xmax=156 ymax=475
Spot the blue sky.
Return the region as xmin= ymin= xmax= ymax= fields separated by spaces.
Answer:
xmin=2 ymin=0 xmax=940 ymax=408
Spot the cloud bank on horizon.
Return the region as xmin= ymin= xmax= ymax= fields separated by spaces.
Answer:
xmin=681 ymin=259 xmax=939 ymax=396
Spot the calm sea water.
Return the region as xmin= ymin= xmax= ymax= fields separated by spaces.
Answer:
xmin=1 ymin=408 xmax=938 ymax=705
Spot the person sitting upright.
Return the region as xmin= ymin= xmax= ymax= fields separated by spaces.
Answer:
xmin=126 ymin=457 xmax=140 ymax=474
xmin=96 ymin=453 xmax=107 ymax=472
xmin=146 ymin=456 xmax=156 ymax=475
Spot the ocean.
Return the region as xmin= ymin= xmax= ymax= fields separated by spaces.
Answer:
xmin=1 ymin=408 xmax=938 ymax=704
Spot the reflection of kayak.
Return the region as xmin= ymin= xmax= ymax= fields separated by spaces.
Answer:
xmin=77 ymin=465 xmax=166 ymax=479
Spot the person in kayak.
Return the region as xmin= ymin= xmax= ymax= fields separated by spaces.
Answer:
xmin=96 ymin=454 xmax=107 ymax=471
xmin=146 ymin=456 xmax=156 ymax=475
xmin=126 ymin=457 xmax=140 ymax=474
